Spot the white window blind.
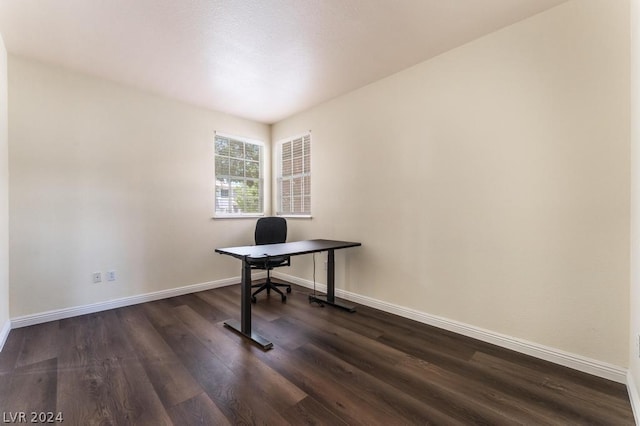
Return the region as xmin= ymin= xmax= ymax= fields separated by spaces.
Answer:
xmin=214 ymin=134 xmax=264 ymax=216
xmin=278 ymin=133 xmax=311 ymax=216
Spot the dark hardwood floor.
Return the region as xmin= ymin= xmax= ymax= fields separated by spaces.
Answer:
xmin=0 ymin=282 xmax=634 ymax=425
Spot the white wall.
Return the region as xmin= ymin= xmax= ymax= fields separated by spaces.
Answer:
xmin=0 ymin=33 xmax=9 ymax=345
xmin=273 ymin=0 xmax=630 ymax=367
xmin=629 ymin=0 xmax=640 ymax=415
xmin=8 ymin=56 xmax=270 ymax=317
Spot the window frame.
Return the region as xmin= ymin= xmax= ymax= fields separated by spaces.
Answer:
xmin=276 ymin=132 xmax=312 ymax=218
xmin=213 ymin=132 xmax=265 ymax=219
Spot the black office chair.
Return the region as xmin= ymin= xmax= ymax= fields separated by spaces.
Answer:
xmin=249 ymin=217 xmax=291 ymax=303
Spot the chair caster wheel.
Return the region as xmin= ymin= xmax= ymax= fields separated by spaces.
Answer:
xmin=251 ymin=296 xmax=257 ymax=303
xmin=286 ymin=287 xmax=292 ymax=293
xmin=281 ymin=295 xmax=287 ymax=302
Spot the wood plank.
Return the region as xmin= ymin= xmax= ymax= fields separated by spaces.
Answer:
xmin=0 ymin=326 xmax=26 ymax=374
xmin=2 ymin=358 xmax=58 ymax=414
xmin=116 ymin=305 xmax=203 ymax=408
xmin=289 ymin=395 xmax=351 ymax=426
xmin=14 ymin=321 xmax=59 ymax=368
xmin=166 ymin=392 xmax=231 ymax=426
xmin=172 ymin=292 xmax=229 ymax=323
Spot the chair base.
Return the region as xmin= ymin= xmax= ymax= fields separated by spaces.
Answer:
xmin=251 ymin=276 xmax=291 ymax=303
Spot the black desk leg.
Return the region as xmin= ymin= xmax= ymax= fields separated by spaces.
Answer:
xmin=224 ymin=257 xmax=273 ymax=350
xmin=309 ymin=249 xmax=356 ymax=313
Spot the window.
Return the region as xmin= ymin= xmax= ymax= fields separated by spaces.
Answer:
xmin=214 ymin=133 xmax=264 ymax=217
xmin=277 ymin=133 xmax=311 ymax=216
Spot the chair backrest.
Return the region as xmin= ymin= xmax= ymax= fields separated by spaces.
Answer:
xmin=255 ymin=217 xmax=287 ymax=245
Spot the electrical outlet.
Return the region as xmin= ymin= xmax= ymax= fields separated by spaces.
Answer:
xmin=107 ymin=270 xmax=116 ymax=282
xmin=92 ymin=272 xmax=102 ymax=283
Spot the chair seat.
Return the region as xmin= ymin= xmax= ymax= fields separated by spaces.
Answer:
xmin=247 ymin=255 xmax=290 ymax=269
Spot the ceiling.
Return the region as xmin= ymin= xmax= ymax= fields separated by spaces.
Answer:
xmin=0 ymin=0 xmax=568 ymax=124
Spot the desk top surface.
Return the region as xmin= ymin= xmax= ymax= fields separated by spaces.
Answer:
xmin=215 ymin=239 xmax=361 ymax=260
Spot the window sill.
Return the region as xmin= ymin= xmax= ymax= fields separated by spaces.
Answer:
xmin=277 ymin=214 xmax=313 ymax=219
xmin=213 ymin=214 xmax=265 ymax=220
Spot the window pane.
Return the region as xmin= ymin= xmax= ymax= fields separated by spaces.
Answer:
xmin=245 ymin=160 xmax=259 ymax=178
xmin=292 ymin=138 xmax=303 ymax=157
xmin=215 ymin=178 xmax=231 ymax=213
xmin=230 ymin=158 xmax=244 ymax=177
xmin=303 ymin=136 xmax=310 ymax=154
xmin=215 ymin=137 xmax=229 ymax=155
xmin=230 ymin=179 xmax=261 ymax=213
xmin=292 ymin=177 xmax=303 ymax=197
xmin=215 ymin=157 xmax=229 ymax=177
xmin=303 ymin=154 xmax=310 ymax=173
xmin=245 ymin=144 xmax=260 ymax=161
xmin=281 ymin=179 xmax=291 ymax=197
xmin=304 ymin=176 xmax=311 ymax=196
xmin=242 ymin=180 xmax=261 ymax=213
xmin=292 ymin=196 xmax=303 ymax=213
xmin=281 ymin=197 xmax=291 ymax=213
xmin=282 ymin=159 xmax=292 ymax=176
xmin=293 ymin=156 xmax=303 ymax=174
xmin=230 ymin=140 xmax=244 ymax=158
xmin=232 ymin=179 xmax=246 ymax=212
xmin=281 ymin=141 xmax=292 ymax=176
xmin=282 ymin=141 xmax=292 ymax=161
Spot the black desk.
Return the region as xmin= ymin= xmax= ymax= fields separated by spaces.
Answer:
xmin=215 ymin=239 xmax=361 ymax=349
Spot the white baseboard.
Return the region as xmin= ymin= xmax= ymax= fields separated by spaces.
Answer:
xmin=0 ymin=319 xmax=10 ymax=352
xmin=274 ymin=271 xmax=628 ymax=384
xmin=627 ymin=371 xmax=640 ymax=425
xmin=9 ymin=275 xmax=252 ymax=329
